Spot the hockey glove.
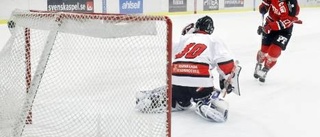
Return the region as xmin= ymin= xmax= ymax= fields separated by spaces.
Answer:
xmin=290 ymin=16 xmax=303 ymax=24
xmin=181 ymin=23 xmax=194 ymax=35
xmin=258 ymin=4 xmax=268 ymax=15
xmin=257 ymin=25 xmax=271 ymax=35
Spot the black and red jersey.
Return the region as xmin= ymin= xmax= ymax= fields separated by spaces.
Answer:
xmin=260 ymin=0 xmax=301 ymax=31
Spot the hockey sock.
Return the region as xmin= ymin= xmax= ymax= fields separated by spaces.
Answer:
xmin=264 ymin=44 xmax=281 ymax=69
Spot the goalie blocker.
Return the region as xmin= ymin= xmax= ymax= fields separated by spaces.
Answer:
xmin=220 ymin=65 xmax=242 ymax=97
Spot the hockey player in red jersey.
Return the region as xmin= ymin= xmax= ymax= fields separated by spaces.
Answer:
xmin=254 ymin=0 xmax=302 ymax=82
xmin=136 ymin=16 xmax=241 ymax=122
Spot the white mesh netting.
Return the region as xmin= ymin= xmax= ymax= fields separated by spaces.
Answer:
xmin=0 ymin=9 xmax=172 ymax=137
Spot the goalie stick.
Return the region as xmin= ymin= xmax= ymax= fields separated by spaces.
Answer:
xmin=254 ymin=14 xmax=265 ymax=80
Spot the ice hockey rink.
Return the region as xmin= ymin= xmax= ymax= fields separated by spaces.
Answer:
xmin=1 ymin=7 xmax=320 ymax=137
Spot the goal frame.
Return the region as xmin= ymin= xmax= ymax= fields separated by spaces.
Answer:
xmin=11 ymin=10 xmax=173 ymax=137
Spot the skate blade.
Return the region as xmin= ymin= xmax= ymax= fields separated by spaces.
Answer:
xmin=254 ymin=63 xmax=262 ymax=79
xmin=258 ymin=78 xmax=265 ymax=83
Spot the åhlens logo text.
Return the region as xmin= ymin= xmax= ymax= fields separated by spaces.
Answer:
xmin=122 ymin=1 xmax=141 ymax=9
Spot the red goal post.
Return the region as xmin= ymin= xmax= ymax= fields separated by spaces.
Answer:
xmin=0 ymin=9 xmax=172 ymax=137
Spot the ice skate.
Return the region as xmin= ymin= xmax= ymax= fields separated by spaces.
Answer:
xmin=257 ymin=67 xmax=269 ymax=83
xmin=254 ymin=63 xmax=262 ymax=79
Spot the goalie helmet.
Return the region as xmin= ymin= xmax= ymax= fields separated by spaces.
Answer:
xmin=195 ymin=15 xmax=214 ymax=34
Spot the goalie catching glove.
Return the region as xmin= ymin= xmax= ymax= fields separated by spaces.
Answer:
xmin=181 ymin=23 xmax=195 ymax=35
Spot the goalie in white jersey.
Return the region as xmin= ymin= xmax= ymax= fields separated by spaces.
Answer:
xmin=136 ymin=16 xmax=241 ymax=122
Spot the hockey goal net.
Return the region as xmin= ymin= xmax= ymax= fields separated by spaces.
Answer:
xmin=0 ymin=9 xmax=172 ymax=137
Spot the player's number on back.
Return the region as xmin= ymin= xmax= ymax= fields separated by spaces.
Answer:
xmin=175 ymin=43 xmax=207 ymax=59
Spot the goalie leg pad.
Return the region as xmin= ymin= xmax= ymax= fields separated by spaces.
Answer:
xmin=135 ymin=86 xmax=167 ymax=113
xmin=172 ymin=101 xmax=192 ymax=112
xmin=195 ymin=98 xmax=229 ymax=122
